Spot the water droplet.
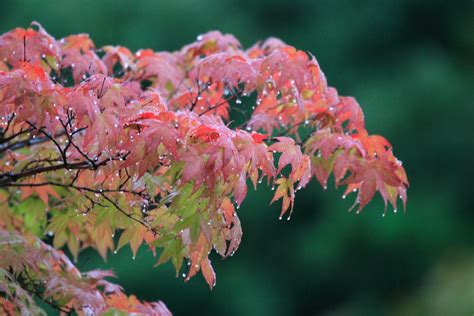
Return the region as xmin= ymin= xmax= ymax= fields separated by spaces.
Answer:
xmin=235 ymin=99 xmax=242 ymax=105
xmin=342 ymin=195 xmax=346 ymax=199
xmin=393 ymin=209 xmax=397 ymax=213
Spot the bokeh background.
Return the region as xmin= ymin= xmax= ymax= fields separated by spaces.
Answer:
xmin=1 ymin=0 xmax=473 ymax=315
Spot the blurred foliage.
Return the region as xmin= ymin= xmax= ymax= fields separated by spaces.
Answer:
xmin=392 ymin=255 xmax=474 ymax=316
xmin=1 ymin=0 xmax=473 ymax=315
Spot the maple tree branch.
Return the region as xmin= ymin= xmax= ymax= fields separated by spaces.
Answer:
xmin=26 ymin=121 xmax=68 ymax=163
xmin=166 ymin=63 xmax=195 ymax=102
xmin=19 ymin=271 xmax=73 ymax=315
xmin=1 ymin=114 xmax=130 ymax=187
xmin=23 ymin=156 xmax=61 ymax=170
xmin=59 ymin=112 xmax=95 ymax=165
xmin=23 ymin=36 xmax=26 ymax=62
xmin=0 ymin=126 xmax=36 ymax=146
xmin=189 ymin=71 xmax=208 ymax=112
xmin=118 ymin=170 xmax=131 ymax=190
xmin=0 ymin=161 xmax=87 ymax=184
xmin=0 ymin=118 xmax=68 ymax=155
xmin=97 ymin=77 xmax=107 ymax=99
xmin=100 ymin=193 xmax=158 ymax=235
xmin=199 ymin=83 xmax=243 ymax=117
xmin=0 ymin=113 xmax=17 ymax=140
xmin=5 ymin=179 xmax=156 ymax=234
xmin=7 ymin=181 xmax=149 ymax=198
xmin=70 ymin=169 xmax=82 ymax=185
xmin=0 ymin=134 xmax=52 ymax=153
xmin=0 ymin=152 xmax=128 ymax=186
xmin=0 ymin=24 xmax=410 ymax=306
xmin=279 ymin=117 xmax=314 ymax=137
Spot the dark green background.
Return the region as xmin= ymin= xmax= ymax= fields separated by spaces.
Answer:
xmin=1 ymin=0 xmax=473 ymax=315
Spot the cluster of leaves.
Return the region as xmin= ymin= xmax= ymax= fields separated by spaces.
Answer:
xmin=0 ymin=230 xmax=171 ymax=315
xmin=0 ymin=22 xmax=408 ymax=313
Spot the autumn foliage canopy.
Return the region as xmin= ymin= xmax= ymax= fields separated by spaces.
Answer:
xmin=0 ymin=23 xmax=408 ymax=315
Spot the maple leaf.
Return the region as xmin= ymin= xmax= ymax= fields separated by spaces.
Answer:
xmin=200 ymin=258 xmax=216 ymax=289
xmin=341 ymin=151 xmax=407 ymax=211
xmin=233 ymin=170 xmax=248 ymax=207
xmin=192 ymin=125 xmax=221 ymax=142
xmin=333 ymin=96 xmax=365 ymax=132
xmin=246 ymin=37 xmax=287 ymax=58
xmin=251 ymin=131 xmax=268 ymax=144
xmin=180 ymin=148 xmax=207 ymax=184
xmin=101 ymin=45 xmax=135 ymax=75
xmin=181 ymin=31 xmax=241 ymax=60
xmin=352 ymin=130 xmax=392 ymax=158
xmin=195 ymin=53 xmax=257 ymax=89
xmin=291 ymin=154 xmax=312 ymax=189
xmin=135 ymin=50 xmax=183 ymax=96
xmin=269 ymin=136 xmax=303 ymax=173
xmin=247 ymin=112 xmax=282 ymax=134
xmin=271 ymin=177 xmax=295 ymax=219
xmin=225 ymin=215 xmax=243 ymax=257
xmin=220 ymin=197 xmax=235 ymax=226
xmin=59 ymin=34 xmax=107 ymax=83
xmin=19 ymin=176 xmax=60 ymax=206
xmin=0 ymin=22 xmax=59 ymax=69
